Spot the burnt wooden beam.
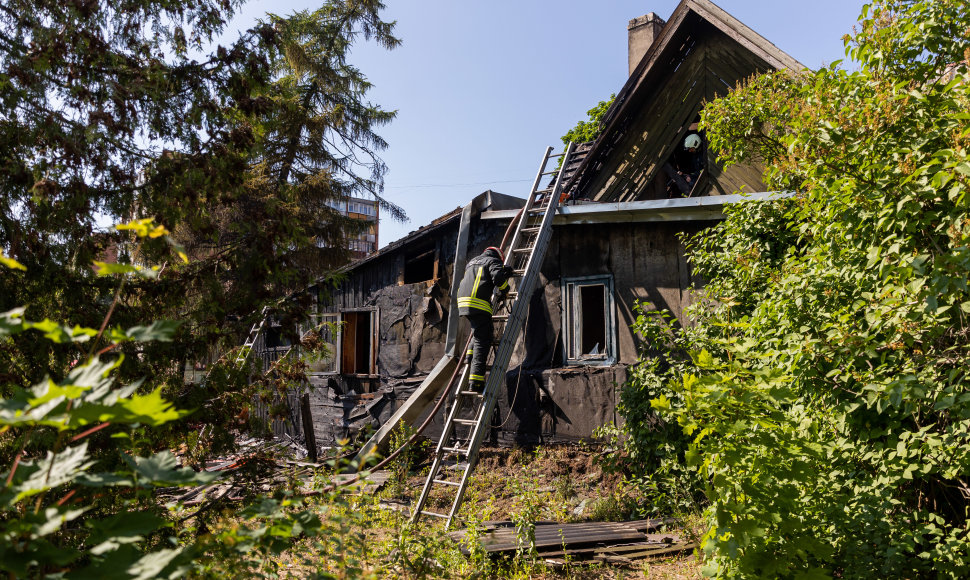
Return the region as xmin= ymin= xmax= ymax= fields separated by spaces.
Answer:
xmin=301 ymin=392 xmax=318 ymax=463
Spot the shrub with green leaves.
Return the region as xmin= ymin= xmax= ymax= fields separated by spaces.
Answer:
xmin=1 ymin=226 xmax=354 ymax=578
xmin=622 ymin=0 xmax=970 ymax=577
xmin=0 ymin=241 xmax=221 ymax=577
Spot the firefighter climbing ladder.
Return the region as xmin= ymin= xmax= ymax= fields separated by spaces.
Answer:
xmin=411 ymin=143 xmax=576 ymax=528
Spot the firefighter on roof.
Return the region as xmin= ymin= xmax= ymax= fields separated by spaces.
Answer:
xmin=457 ymin=246 xmax=513 ymax=392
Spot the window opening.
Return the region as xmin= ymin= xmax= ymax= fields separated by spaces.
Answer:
xmin=403 ymin=246 xmax=436 ymax=284
xmin=662 ymin=116 xmax=706 ymax=197
xmin=340 ymin=310 xmax=376 ymax=375
xmin=579 ymin=285 xmax=606 ymax=355
xmin=563 ymin=275 xmax=616 ymax=365
xmin=264 ymin=325 xmax=289 ymax=350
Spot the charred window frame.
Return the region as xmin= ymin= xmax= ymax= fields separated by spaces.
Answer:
xmin=402 ymin=243 xmax=438 ymax=284
xmin=562 ymin=275 xmax=616 ymax=365
xmin=307 ymin=311 xmax=339 ymax=374
xmin=259 ymin=321 xmax=290 ymax=373
xmin=338 ymin=308 xmax=378 ymax=376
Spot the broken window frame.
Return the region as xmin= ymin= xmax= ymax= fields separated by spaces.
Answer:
xmin=337 ymin=308 xmax=379 ymax=377
xmin=402 ymin=243 xmax=439 ymax=285
xmin=561 ymin=275 xmax=617 ymax=366
xmin=304 ymin=311 xmax=340 ymax=374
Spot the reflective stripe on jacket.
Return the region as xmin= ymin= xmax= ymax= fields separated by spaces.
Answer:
xmin=457 ymin=248 xmax=510 ymax=316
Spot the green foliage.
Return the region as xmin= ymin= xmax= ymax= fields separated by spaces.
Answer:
xmin=0 ymin=290 xmax=217 ymax=576
xmin=385 ymin=422 xmax=429 ymax=499
xmin=189 ymin=490 xmax=378 ymax=578
xmin=0 ymin=0 xmax=402 ymax=446
xmin=619 ymin=0 xmax=970 ymax=577
xmin=560 ymin=94 xmax=616 ymax=145
xmin=0 ymin=222 xmax=392 ymax=578
xmin=507 ymin=459 xmax=552 ymax=563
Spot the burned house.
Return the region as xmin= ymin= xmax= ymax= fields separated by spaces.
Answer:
xmin=283 ymin=0 xmax=803 ymax=451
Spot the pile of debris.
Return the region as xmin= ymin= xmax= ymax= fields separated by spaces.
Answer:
xmin=163 ymin=435 xmax=323 ymax=507
xmin=451 ymin=518 xmax=696 ymax=567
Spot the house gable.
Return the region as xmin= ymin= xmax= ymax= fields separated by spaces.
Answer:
xmin=570 ymin=0 xmax=802 ymax=203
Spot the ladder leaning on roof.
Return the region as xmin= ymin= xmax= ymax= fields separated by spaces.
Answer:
xmin=410 ymin=143 xmax=576 ymax=528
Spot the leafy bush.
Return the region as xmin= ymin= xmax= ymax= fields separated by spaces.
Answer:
xmin=613 ymin=198 xmax=803 ymax=518
xmin=0 ymin=235 xmax=220 ymax=578
xmin=1 ymin=229 xmax=373 ymax=578
xmin=621 ymin=0 xmax=970 ymax=577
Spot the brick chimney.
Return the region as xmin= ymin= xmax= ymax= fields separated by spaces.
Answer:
xmin=628 ymin=13 xmax=666 ymax=76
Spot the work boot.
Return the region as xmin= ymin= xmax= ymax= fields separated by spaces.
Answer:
xmin=468 ymin=379 xmax=485 ymax=393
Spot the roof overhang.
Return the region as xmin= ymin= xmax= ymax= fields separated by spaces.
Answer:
xmin=480 ymin=191 xmax=793 ymax=225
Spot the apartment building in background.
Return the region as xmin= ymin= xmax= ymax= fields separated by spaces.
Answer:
xmin=328 ymin=197 xmax=379 ymax=258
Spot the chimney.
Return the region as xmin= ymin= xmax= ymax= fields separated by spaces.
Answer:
xmin=628 ymin=13 xmax=666 ymax=76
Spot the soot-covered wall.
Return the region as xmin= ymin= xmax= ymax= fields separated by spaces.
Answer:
xmin=302 ymin=214 xmax=714 ymax=448
xmin=492 ymin=220 xmax=713 ymax=444
xmin=304 ymin=215 xmax=512 ymax=447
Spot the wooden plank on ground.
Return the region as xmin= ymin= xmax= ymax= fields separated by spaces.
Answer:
xmin=623 ymin=518 xmax=680 ymax=533
xmin=472 ymin=521 xmax=647 ymax=554
xmin=453 ymin=518 xmax=685 ymax=561
xmin=594 ymin=541 xmax=696 ymax=564
xmin=332 ymin=469 xmax=392 ymax=494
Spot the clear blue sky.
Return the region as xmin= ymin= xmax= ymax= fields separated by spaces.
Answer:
xmin=230 ymin=1 xmax=865 ymax=247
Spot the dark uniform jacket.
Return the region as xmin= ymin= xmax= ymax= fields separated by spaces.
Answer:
xmin=457 ymin=248 xmax=511 ymax=316
xmin=674 ymin=132 xmax=705 ymax=176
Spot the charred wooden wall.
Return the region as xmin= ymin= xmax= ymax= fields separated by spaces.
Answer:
xmin=491 ymin=220 xmax=712 ymax=444
xmin=302 ymin=216 xmax=512 ymax=448
xmin=299 ymin=212 xmax=715 ymax=448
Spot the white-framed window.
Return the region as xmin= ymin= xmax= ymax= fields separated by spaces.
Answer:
xmin=305 ymin=312 xmax=339 ymax=374
xmin=561 ymin=275 xmax=616 ymax=365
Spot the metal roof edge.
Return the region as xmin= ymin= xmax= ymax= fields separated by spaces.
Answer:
xmin=480 ymin=191 xmax=794 ymax=223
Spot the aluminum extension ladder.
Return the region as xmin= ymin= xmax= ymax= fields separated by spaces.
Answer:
xmin=410 ymin=143 xmax=576 ymax=528
xmin=235 ymin=306 xmax=270 ymax=366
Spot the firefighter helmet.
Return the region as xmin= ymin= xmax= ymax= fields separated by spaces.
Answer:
xmin=486 ymin=246 xmax=505 ymax=262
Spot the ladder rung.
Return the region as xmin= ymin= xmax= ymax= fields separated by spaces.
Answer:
xmin=512 ymin=247 xmax=532 ymax=253
xmin=513 ymin=268 xmax=527 ymax=276
xmin=493 ymin=314 xmax=509 ymax=321
xmin=541 ymin=170 xmax=558 ymax=176
xmin=433 ymin=479 xmax=461 ymax=487
xmin=443 ymin=445 xmax=470 ymax=454
xmin=420 ymin=510 xmax=449 ymax=519
xmin=454 ymin=418 xmax=477 ymax=426
xmin=548 ymin=152 xmax=565 ymax=158
xmin=458 ymin=390 xmax=484 ymax=397
xmin=521 ymin=227 xmax=540 ymax=234
xmin=534 ymin=188 xmax=553 ymax=194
